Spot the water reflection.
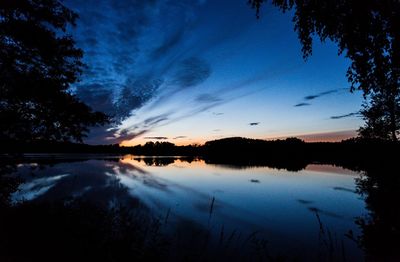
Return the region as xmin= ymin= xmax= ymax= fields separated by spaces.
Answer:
xmin=0 ymin=155 xmax=398 ymax=261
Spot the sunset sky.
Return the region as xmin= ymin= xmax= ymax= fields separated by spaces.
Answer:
xmin=66 ymin=0 xmax=364 ymax=145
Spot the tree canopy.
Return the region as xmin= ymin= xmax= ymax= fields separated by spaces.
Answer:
xmin=0 ymin=0 xmax=108 ymax=142
xmin=249 ymin=0 xmax=400 ymax=140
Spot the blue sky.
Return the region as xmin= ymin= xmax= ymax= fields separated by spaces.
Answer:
xmin=65 ymin=0 xmax=364 ymax=145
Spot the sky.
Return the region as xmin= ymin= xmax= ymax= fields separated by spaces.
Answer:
xmin=65 ymin=0 xmax=364 ymax=146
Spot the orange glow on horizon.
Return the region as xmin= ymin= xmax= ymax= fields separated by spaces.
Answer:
xmin=120 ymin=137 xmax=206 ymax=147
xmin=119 ymin=130 xmax=357 ymax=146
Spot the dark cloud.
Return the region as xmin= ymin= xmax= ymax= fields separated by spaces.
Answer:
xmin=151 ymin=28 xmax=186 ymax=59
xmin=66 ymin=0 xmax=291 ymax=144
xmin=65 ymin=0 xmax=217 ymax=143
xmin=195 ymin=94 xmax=221 ymax=103
xmin=68 ymin=0 xmax=156 ymax=73
xmin=114 ymin=129 xmax=150 ymax=144
xmin=114 ymin=90 xmax=143 ymax=120
xmin=83 ymin=36 xmax=98 ymax=47
xmin=332 ymin=187 xmax=356 ymax=193
xmin=249 ymin=122 xmax=260 ymax=126
xmin=77 ymin=77 xmax=163 ymax=125
xmin=304 ymin=95 xmax=319 ymax=100
xmin=144 ymin=136 xmax=168 ymax=140
xmin=143 ymin=114 xmax=169 ymax=127
xmin=294 ymin=89 xmax=346 ymax=107
xmin=330 ymin=112 xmax=359 ymax=119
xmin=114 ymin=78 xmax=163 ymax=121
xmin=84 ymin=125 xmax=122 ymax=145
xmin=171 ymin=57 xmax=211 ymax=88
xmin=294 ymin=102 xmax=311 ymax=107
xmin=111 ymin=52 xmax=137 ymax=74
xmin=106 ymin=113 xmax=172 ymax=144
xmin=173 ymin=136 xmax=187 ymax=139
xmin=76 ymin=84 xmax=115 ymax=116
xmin=304 ymin=89 xmax=338 ymax=101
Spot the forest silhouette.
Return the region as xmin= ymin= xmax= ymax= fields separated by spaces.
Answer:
xmin=2 ymin=137 xmax=398 ymax=170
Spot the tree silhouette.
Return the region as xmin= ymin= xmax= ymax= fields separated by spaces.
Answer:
xmin=0 ymin=0 xmax=108 ymax=143
xmin=355 ymin=164 xmax=400 ymax=260
xmin=249 ymin=0 xmax=400 ymax=140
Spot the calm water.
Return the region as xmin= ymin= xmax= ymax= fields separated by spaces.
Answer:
xmin=8 ymin=155 xmax=366 ymax=260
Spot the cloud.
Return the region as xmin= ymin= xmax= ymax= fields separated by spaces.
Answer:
xmin=111 ymin=113 xmax=170 ymax=142
xmin=330 ymin=112 xmax=359 ymax=119
xmin=64 ymin=0 xmax=299 ymax=144
xmin=76 ymin=78 xmax=163 ymax=124
xmin=144 ymin=136 xmax=168 ymax=140
xmin=75 ymin=84 xmax=116 ymax=116
xmin=332 ymin=187 xmax=356 ymax=193
xmin=170 ymin=57 xmax=212 ymax=88
xmin=115 ymin=64 xmax=298 ymax=144
xmin=294 ymin=102 xmax=311 ymax=107
xmin=304 ymin=89 xmax=338 ymax=101
xmin=143 ymin=114 xmax=169 ymax=127
xmin=195 ymin=93 xmax=222 ymax=103
xmin=173 ymin=136 xmax=187 ymax=139
xmin=151 ymin=28 xmax=186 ymax=59
xmin=294 ymin=88 xmax=347 ymax=107
xmin=114 ymin=78 xmax=163 ymax=120
xmin=249 ymin=122 xmax=260 ymax=126
xmin=113 ymin=129 xmax=150 ymax=144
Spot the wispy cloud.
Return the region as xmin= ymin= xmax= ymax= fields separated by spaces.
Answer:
xmin=173 ymin=136 xmax=187 ymax=139
xmin=65 ymin=0 xmax=212 ymax=142
xmin=170 ymin=57 xmax=212 ymax=88
xmin=112 ymin=62 xmax=299 ymax=143
xmin=65 ymin=0 xmax=302 ymax=144
xmin=111 ymin=129 xmax=150 ymax=144
xmin=304 ymin=89 xmax=338 ymax=101
xmin=294 ymin=102 xmax=310 ymax=107
xmin=143 ymin=114 xmax=170 ymax=127
xmin=195 ymin=94 xmax=222 ymax=103
xmin=330 ymin=112 xmax=360 ymax=119
xmin=294 ymin=88 xmax=347 ymax=107
xmin=144 ymin=136 xmax=168 ymax=140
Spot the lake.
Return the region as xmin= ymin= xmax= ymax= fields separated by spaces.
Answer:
xmin=0 ymin=154 xmax=373 ymax=261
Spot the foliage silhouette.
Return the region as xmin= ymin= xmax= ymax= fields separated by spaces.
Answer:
xmin=0 ymin=0 xmax=108 ymax=143
xmin=249 ymin=0 xmax=400 ymax=140
xmin=354 ymin=163 xmax=400 ymax=261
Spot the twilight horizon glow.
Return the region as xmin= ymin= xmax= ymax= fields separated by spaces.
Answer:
xmin=65 ymin=0 xmax=364 ymax=146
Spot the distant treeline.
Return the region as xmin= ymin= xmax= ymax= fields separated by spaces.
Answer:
xmin=1 ymin=137 xmax=398 ymax=171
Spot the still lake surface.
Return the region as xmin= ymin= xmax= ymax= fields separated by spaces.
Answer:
xmin=10 ymin=154 xmax=366 ymax=260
